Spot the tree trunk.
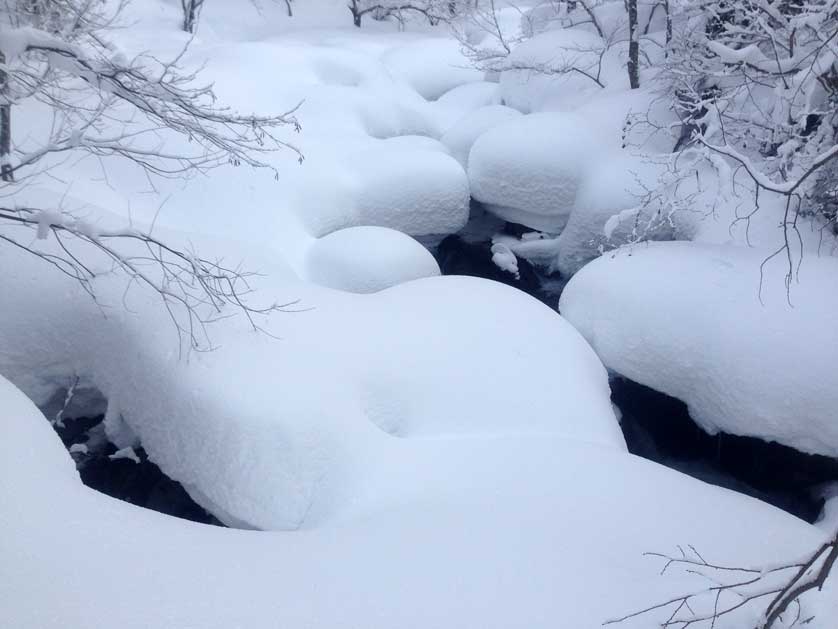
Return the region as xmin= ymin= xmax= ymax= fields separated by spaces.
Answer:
xmin=0 ymin=52 xmax=13 ymax=183
xmin=351 ymin=0 xmax=362 ymax=28
xmin=627 ymin=0 xmax=640 ymax=89
xmin=183 ymin=0 xmax=201 ymax=33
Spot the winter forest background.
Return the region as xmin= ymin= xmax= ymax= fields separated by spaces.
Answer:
xmin=1 ymin=0 xmax=837 ymax=627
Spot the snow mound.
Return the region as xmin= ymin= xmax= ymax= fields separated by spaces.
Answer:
xmin=440 ymin=105 xmax=522 ymax=167
xmin=556 ymin=152 xmax=677 ymax=276
xmin=560 ymin=241 xmax=838 ymax=458
xmin=304 ymin=226 xmax=440 ymax=293
xmin=348 ymin=147 xmax=470 ymax=236
xmin=498 ymin=28 xmax=618 ymax=113
xmin=0 ymin=224 xmax=624 ymax=529
xmin=382 ymin=38 xmax=482 ymax=101
xmin=3 ymin=372 xmax=834 ymax=629
xmin=432 ymin=81 xmax=500 ymax=131
xmin=468 ymin=112 xmax=603 ymax=232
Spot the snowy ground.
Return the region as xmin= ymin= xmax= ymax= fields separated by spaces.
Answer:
xmin=2 ymin=0 xmax=837 ymax=627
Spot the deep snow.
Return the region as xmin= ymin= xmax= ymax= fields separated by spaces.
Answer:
xmin=1 ymin=0 xmax=837 ymax=627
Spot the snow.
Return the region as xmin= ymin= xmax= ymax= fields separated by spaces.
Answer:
xmin=347 ymin=146 xmax=470 ymax=236
xmin=109 ymin=447 xmax=141 ymax=464
xmin=304 ymin=226 xmax=440 ymax=293
xmin=468 ymin=112 xmax=604 ymax=232
xmin=3 ymin=1 xmax=838 ymax=626
xmin=431 ymin=80 xmax=501 ymax=129
xmin=0 ymin=225 xmax=625 ymax=529
xmin=560 ymin=241 xmax=838 ymax=458
xmin=555 ymin=152 xmax=678 ymax=276
xmin=498 ymin=28 xmax=613 ymax=113
xmin=2 ymin=372 xmax=834 ymax=629
xmin=381 ymin=38 xmax=483 ymax=100
xmin=490 ymin=242 xmax=520 ymax=278
xmin=439 ymin=104 xmax=522 ymax=167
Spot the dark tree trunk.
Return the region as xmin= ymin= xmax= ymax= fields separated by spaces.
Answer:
xmin=350 ymin=0 xmax=363 ymax=28
xmin=0 ymin=52 xmax=12 ymax=183
xmin=182 ymin=0 xmax=203 ymax=33
xmin=627 ymin=0 xmax=640 ymax=89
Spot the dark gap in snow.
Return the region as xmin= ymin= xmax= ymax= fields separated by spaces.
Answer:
xmin=431 ymin=204 xmax=566 ymax=306
xmin=612 ymin=377 xmax=838 ymax=523
xmin=51 ymin=415 xmax=224 ymax=527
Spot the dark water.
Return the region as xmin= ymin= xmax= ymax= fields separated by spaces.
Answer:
xmin=53 ymin=415 xmax=223 ymax=526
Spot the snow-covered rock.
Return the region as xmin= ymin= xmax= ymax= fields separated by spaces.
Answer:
xmin=0 ymin=228 xmax=624 ymax=529
xmin=2 ymin=372 xmax=834 ymax=629
xmin=498 ymin=28 xmax=618 ymax=113
xmin=348 ymin=147 xmax=470 ymax=236
xmin=431 ymin=80 xmax=500 ymax=130
xmin=440 ymin=105 xmax=522 ymax=168
xmin=304 ymin=226 xmax=440 ymax=293
xmin=468 ymin=113 xmax=603 ymax=232
xmin=382 ymin=38 xmax=482 ymax=101
xmin=560 ymin=241 xmax=838 ymax=458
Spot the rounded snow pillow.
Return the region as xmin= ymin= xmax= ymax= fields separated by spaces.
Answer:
xmin=305 ymin=226 xmax=440 ymax=293
xmin=468 ymin=112 xmax=602 ymax=232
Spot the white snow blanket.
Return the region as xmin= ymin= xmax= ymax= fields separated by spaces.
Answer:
xmin=304 ymin=226 xmax=440 ymax=293
xmin=560 ymin=241 xmax=838 ymax=458
xmin=2 ymin=374 xmax=834 ymax=629
xmin=468 ymin=112 xmax=603 ymax=232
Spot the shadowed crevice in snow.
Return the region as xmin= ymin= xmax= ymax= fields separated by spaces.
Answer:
xmin=51 ymin=415 xmax=225 ymax=527
xmin=432 ymin=217 xmax=566 ymax=306
xmin=612 ymin=377 xmax=838 ymax=523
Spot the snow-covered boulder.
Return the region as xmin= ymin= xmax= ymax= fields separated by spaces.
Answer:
xmin=498 ymin=28 xmax=620 ymax=113
xmin=304 ymin=226 xmax=440 ymax=293
xmin=440 ymin=105 xmax=522 ymax=168
xmin=431 ymin=81 xmax=500 ymax=130
xmin=3 ymin=371 xmax=834 ymax=629
xmin=0 ymin=225 xmax=624 ymax=529
xmin=468 ymin=113 xmax=603 ymax=232
xmin=381 ymin=39 xmax=482 ymax=101
xmin=348 ymin=147 xmax=470 ymax=237
xmin=560 ymin=241 xmax=838 ymax=458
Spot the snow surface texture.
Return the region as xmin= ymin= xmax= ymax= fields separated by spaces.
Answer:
xmin=2 ymin=374 xmax=835 ymax=629
xmin=440 ymin=105 xmax=522 ymax=167
xmin=344 ymin=146 xmax=470 ymax=236
xmin=560 ymin=241 xmax=838 ymax=458
xmin=0 ymin=225 xmax=624 ymax=530
xmin=555 ymin=152 xmax=679 ymax=276
xmin=381 ymin=38 xmax=483 ymax=100
xmin=468 ymin=112 xmax=604 ymax=232
xmin=304 ymin=226 xmax=440 ymax=293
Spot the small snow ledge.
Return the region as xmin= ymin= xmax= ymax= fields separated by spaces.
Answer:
xmin=560 ymin=241 xmax=838 ymax=458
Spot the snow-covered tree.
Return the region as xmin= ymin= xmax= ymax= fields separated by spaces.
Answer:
xmin=660 ymin=0 xmax=838 ymax=277
xmin=0 ymin=0 xmax=302 ymax=351
xmin=348 ymin=0 xmax=456 ymax=28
